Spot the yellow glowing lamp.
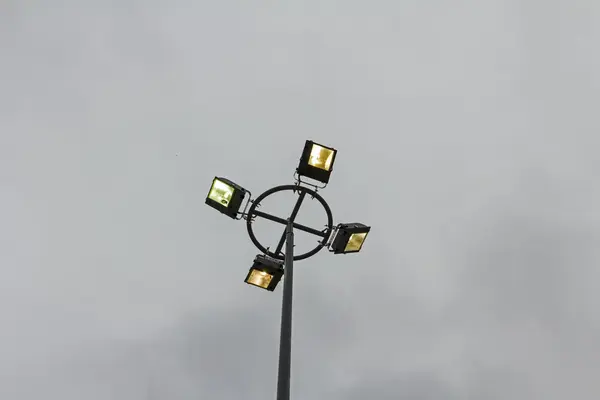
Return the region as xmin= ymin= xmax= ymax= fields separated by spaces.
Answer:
xmin=308 ymin=144 xmax=335 ymax=171
xmin=208 ymin=179 xmax=235 ymax=206
xmin=331 ymin=223 xmax=370 ymax=254
xmin=244 ymin=255 xmax=284 ymax=291
xmin=246 ymin=269 xmax=274 ymax=289
xmin=344 ymin=232 xmax=368 ymax=252
xmin=297 ymin=140 xmax=337 ymax=184
xmin=205 ymin=177 xmax=247 ymax=219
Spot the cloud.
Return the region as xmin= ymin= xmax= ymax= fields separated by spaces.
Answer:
xmin=333 ymin=374 xmax=459 ymax=400
xmin=2 ymin=0 xmax=600 ymax=399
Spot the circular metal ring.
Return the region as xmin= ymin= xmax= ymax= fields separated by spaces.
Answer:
xmin=246 ymin=185 xmax=334 ymax=261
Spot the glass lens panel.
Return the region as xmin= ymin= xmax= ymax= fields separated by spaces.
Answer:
xmin=247 ymin=269 xmax=274 ymax=289
xmin=208 ymin=179 xmax=235 ymax=206
xmin=308 ymin=144 xmax=335 ymax=171
xmin=344 ymin=232 xmax=367 ymax=252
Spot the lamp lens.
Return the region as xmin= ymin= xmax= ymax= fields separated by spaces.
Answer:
xmin=208 ymin=179 xmax=235 ymax=206
xmin=247 ymin=269 xmax=273 ymax=289
xmin=308 ymin=144 xmax=335 ymax=171
xmin=344 ymin=232 xmax=367 ymax=252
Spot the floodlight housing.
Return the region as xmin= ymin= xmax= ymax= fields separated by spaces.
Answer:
xmin=244 ymin=254 xmax=284 ymax=291
xmin=205 ymin=177 xmax=247 ymax=219
xmin=331 ymin=223 xmax=370 ymax=254
xmin=296 ymin=140 xmax=337 ymax=184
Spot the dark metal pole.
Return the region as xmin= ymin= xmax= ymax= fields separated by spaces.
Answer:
xmin=276 ymin=219 xmax=294 ymax=400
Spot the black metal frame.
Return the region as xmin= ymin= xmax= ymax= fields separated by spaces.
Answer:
xmin=236 ymin=184 xmax=334 ymax=400
xmin=205 ymin=141 xmax=369 ymax=400
xmin=243 ymin=185 xmax=334 ymax=261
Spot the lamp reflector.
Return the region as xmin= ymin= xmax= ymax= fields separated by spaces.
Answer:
xmin=308 ymin=144 xmax=335 ymax=171
xmin=246 ymin=269 xmax=274 ymax=289
xmin=344 ymin=232 xmax=368 ymax=252
xmin=208 ymin=179 xmax=235 ymax=206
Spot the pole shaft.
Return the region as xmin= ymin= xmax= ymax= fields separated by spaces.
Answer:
xmin=276 ymin=219 xmax=294 ymax=400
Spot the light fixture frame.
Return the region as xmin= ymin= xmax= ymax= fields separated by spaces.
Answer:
xmin=244 ymin=254 xmax=285 ymax=291
xmin=296 ymin=140 xmax=337 ymax=184
xmin=330 ymin=223 xmax=371 ymax=254
xmin=205 ymin=176 xmax=247 ymax=219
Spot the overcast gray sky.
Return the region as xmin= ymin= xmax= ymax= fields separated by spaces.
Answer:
xmin=1 ymin=1 xmax=600 ymax=399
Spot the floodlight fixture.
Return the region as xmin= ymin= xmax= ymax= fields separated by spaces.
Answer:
xmin=296 ymin=140 xmax=337 ymax=184
xmin=244 ymin=254 xmax=284 ymax=291
xmin=330 ymin=223 xmax=370 ymax=254
xmin=205 ymin=177 xmax=247 ymax=219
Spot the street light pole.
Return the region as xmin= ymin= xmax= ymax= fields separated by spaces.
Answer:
xmin=276 ymin=219 xmax=294 ymax=400
xmin=205 ymin=141 xmax=371 ymax=400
